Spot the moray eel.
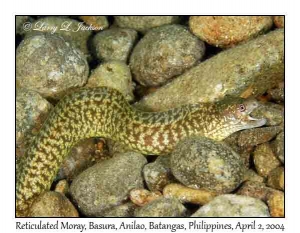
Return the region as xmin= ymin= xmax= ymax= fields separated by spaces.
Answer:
xmin=16 ymin=87 xmax=266 ymax=216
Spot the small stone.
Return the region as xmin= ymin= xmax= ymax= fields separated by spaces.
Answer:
xmin=129 ymin=189 xmax=162 ymax=206
xmin=70 ymin=152 xmax=147 ymax=216
xmin=267 ymin=82 xmax=284 ymax=102
xmin=267 ymin=191 xmax=284 ymax=217
xmin=16 ymin=16 xmax=29 ymax=34
xmin=16 ymin=89 xmax=53 ymax=157
xmin=191 ymin=194 xmax=270 ymax=217
xmin=143 ymin=155 xmax=176 ymax=191
xmin=130 ymin=24 xmax=205 ymax=87
xmin=267 ymin=167 xmax=284 ymax=191
xmin=237 ymin=181 xmax=276 ymax=201
xmin=29 ymin=191 xmax=79 ymax=217
xmin=251 ymin=102 xmax=284 ymax=126
xmin=271 ymin=131 xmax=284 ymax=163
xmin=79 ymin=16 xmax=109 ymax=30
xmin=106 ymin=139 xmax=132 ymax=156
xmin=86 ymin=61 xmax=134 ymax=102
xmin=189 ymin=16 xmax=273 ymax=48
xmin=103 ymin=202 xmax=136 ymax=217
xmin=17 ymin=34 xmax=89 ymax=100
xmin=55 ymin=180 xmax=69 ymax=194
xmin=253 ymin=143 xmax=281 ymax=177
xmin=238 ymin=126 xmax=282 ymax=147
xmin=243 ymin=169 xmax=265 ymax=183
xmin=163 ymin=183 xmax=217 ymax=205
xmin=170 ymin=137 xmax=245 ymax=193
xmin=273 ymin=16 xmax=284 ymax=28
xmin=114 ymin=16 xmax=180 ymax=34
xmin=134 ymin=197 xmax=186 ymax=217
xmin=92 ymin=28 xmax=138 ymax=62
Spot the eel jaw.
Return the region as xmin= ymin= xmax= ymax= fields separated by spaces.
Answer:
xmin=245 ymin=115 xmax=267 ymax=128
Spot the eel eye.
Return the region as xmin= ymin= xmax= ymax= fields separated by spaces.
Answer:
xmin=239 ymin=104 xmax=246 ymax=112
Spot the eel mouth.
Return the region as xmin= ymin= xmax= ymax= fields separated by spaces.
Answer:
xmin=245 ymin=115 xmax=267 ymax=128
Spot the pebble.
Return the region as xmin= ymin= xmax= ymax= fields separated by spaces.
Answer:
xmin=114 ymin=16 xmax=180 ymax=34
xmin=25 ymin=17 xmax=92 ymax=59
xmin=129 ymin=189 xmax=162 ymax=206
xmin=86 ymin=61 xmax=134 ymax=102
xmin=143 ymin=155 xmax=176 ymax=191
xmin=130 ymin=24 xmax=205 ymax=87
xmin=92 ymin=28 xmax=138 ymax=62
xmin=267 ymin=167 xmax=284 ymax=191
xmin=135 ymin=29 xmax=284 ymax=111
xmin=54 ymin=180 xmax=69 ymax=194
xmin=102 ymin=202 xmax=137 ymax=217
xmin=134 ymin=197 xmax=186 ymax=217
xmin=237 ymin=126 xmax=282 ymax=147
xmin=191 ymin=194 xmax=270 ymax=217
xmin=273 ymin=16 xmax=284 ymax=28
xmin=79 ymin=16 xmax=109 ymax=30
xmin=163 ymin=183 xmax=217 ymax=205
xmin=251 ymin=102 xmax=284 ymax=126
xmin=189 ymin=16 xmax=273 ymax=48
xmin=243 ymin=169 xmax=265 ymax=183
xmin=253 ymin=143 xmax=281 ymax=177
xmin=70 ymin=152 xmax=147 ymax=216
xmin=16 ymin=16 xmax=29 ymax=34
xmin=28 ymin=191 xmax=79 ymax=217
xmin=271 ymin=131 xmax=284 ymax=163
xmin=16 ymin=34 xmax=89 ymax=100
xmin=267 ymin=191 xmax=284 ymax=217
xmin=237 ymin=181 xmax=276 ymax=202
xmin=170 ymin=137 xmax=245 ymax=193
xmin=16 ymin=89 xmax=53 ymax=157
xmin=267 ymin=82 xmax=284 ymax=102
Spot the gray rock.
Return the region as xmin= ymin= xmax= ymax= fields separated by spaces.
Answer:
xmin=271 ymin=132 xmax=284 ymax=163
xmin=192 ymin=194 xmax=270 ymax=217
xmin=134 ymin=197 xmax=186 ymax=217
xmin=170 ymin=137 xmax=245 ymax=193
xmin=135 ymin=29 xmax=284 ymax=112
xmin=130 ymin=24 xmax=205 ymax=87
xmin=143 ymin=155 xmax=176 ymax=191
xmin=92 ymin=28 xmax=138 ymax=62
xmin=16 ymin=34 xmax=89 ymax=100
xmin=114 ymin=16 xmax=180 ymax=34
xmin=103 ymin=202 xmax=136 ymax=217
xmin=70 ymin=152 xmax=147 ymax=216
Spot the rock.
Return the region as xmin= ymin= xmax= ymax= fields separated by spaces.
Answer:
xmin=86 ymin=61 xmax=134 ymax=102
xmin=29 ymin=191 xmax=79 ymax=217
xmin=134 ymin=29 xmax=284 ymax=112
xmin=55 ymin=180 xmax=69 ymax=194
xmin=191 ymin=194 xmax=270 ymax=217
xmin=79 ymin=16 xmax=109 ymax=30
xmin=267 ymin=167 xmax=284 ymax=191
xmin=273 ymin=16 xmax=284 ymax=28
xmin=163 ymin=183 xmax=217 ymax=205
xmin=170 ymin=137 xmax=245 ymax=193
xmin=16 ymin=16 xmax=29 ymax=34
xmin=243 ymin=169 xmax=265 ymax=183
xmin=143 ymin=155 xmax=176 ymax=191
xmin=189 ymin=16 xmax=273 ymax=48
xmin=129 ymin=189 xmax=162 ymax=206
xmin=251 ymin=102 xmax=284 ymax=126
xmin=103 ymin=202 xmax=136 ymax=217
xmin=106 ymin=139 xmax=132 ymax=156
xmin=253 ymin=143 xmax=281 ymax=177
xmin=271 ymin=131 xmax=284 ymax=163
xmin=130 ymin=24 xmax=205 ymax=87
xmin=134 ymin=197 xmax=186 ymax=217
xmin=267 ymin=191 xmax=284 ymax=217
xmin=114 ymin=16 xmax=180 ymax=34
xmin=92 ymin=28 xmax=138 ymax=62
xmin=267 ymin=82 xmax=284 ymax=102
xmin=70 ymin=152 xmax=147 ymax=216
xmin=238 ymin=126 xmax=282 ymax=147
xmin=16 ymin=34 xmax=89 ymax=100
xmin=25 ymin=17 xmax=92 ymax=59
xmin=16 ymin=89 xmax=53 ymax=157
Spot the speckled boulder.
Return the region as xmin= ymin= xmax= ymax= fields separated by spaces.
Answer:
xmin=79 ymin=16 xmax=109 ymax=30
xmin=29 ymin=191 xmax=79 ymax=217
xmin=170 ymin=137 xmax=245 ymax=193
xmin=134 ymin=197 xmax=186 ymax=217
xmin=70 ymin=152 xmax=147 ymax=216
xmin=143 ymin=155 xmax=176 ymax=191
xmin=86 ymin=61 xmax=134 ymax=102
xmin=192 ymin=194 xmax=270 ymax=217
xmin=189 ymin=16 xmax=273 ymax=48
xmin=130 ymin=24 xmax=205 ymax=87
xmin=16 ymin=34 xmax=89 ymax=100
xmin=271 ymin=131 xmax=284 ymax=163
xmin=114 ymin=16 xmax=180 ymax=34
xmin=103 ymin=202 xmax=136 ymax=217
xmin=92 ymin=28 xmax=138 ymax=62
